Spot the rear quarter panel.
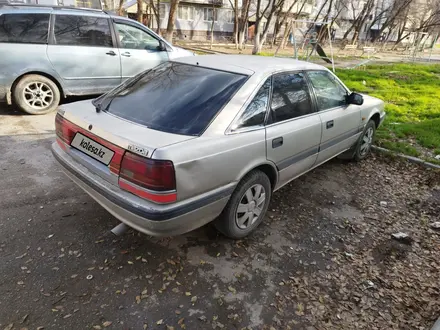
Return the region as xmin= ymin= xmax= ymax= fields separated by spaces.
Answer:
xmin=0 ymin=43 xmax=67 ymax=99
xmin=152 ymin=129 xmax=273 ymax=201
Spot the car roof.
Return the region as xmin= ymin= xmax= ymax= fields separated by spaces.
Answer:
xmin=174 ymin=55 xmax=328 ymax=76
xmin=0 ymin=4 xmax=113 ymax=17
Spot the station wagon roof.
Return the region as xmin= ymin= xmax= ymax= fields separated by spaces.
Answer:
xmin=0 ymin=4 xmax=109 ymax=16
xmin=173 ymin=55 xmax=328 ymax=76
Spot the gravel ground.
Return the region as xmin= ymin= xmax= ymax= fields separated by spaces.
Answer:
xmin=0 ymin=104 xmax=439 ymax=330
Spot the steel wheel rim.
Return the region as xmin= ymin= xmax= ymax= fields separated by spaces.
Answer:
xmin=23 ymin=82 xmax=54 ymax=110
xmin=235 ymin=184 xmax=266 ymax=229
xmin=360 ymin=127 xmax=374 ymax=156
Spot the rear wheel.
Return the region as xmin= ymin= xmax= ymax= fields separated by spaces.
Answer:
xmin=13 ymin=74 xmax=60 ymax=115
xmin=215 ymin=170 xmax=271 ymax=239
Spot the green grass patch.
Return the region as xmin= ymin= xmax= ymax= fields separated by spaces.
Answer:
xmin=336 ymin=63 xmax=440 ymax=157
xmin=257 ymin=51 xmax=273 ymax=57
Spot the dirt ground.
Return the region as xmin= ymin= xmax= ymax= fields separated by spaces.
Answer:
xmin=0 ymin=103 xmax=439 ymax=330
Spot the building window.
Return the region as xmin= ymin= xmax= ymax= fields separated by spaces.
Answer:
xmin=159 ymin=3 xmax=166 ymax=19
xmin=203 ymin=7 xmax=217 ymax=21
xmin=225 ymin=9 xmax=234 ymax=23
xmin=178 ymin=6 xmax=194 ymax=20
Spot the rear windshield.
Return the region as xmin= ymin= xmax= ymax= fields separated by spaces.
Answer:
xmin=103 ymin=62 xmax=248 ymax=136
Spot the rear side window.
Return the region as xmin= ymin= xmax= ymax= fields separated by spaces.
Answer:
xmin=53 ymin=15 xmax=113 ymax=47
xmin=102 ymin=62 xmax=248 ymax=136
xmin=270 ymin=72 xmax=313 ymax=123
xmin=233 ymin=78 xmax=271 ymax=130
xmin=0 ymin=14 xmax=50 ymax=44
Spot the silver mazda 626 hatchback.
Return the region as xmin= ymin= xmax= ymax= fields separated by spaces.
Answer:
xmin=52 ymin=55 xmax=385 ymax=239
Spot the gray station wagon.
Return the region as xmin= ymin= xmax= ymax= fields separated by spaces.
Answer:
xmin=52 ymin=55 xmax=386 ymax=239
xmin=0 ymin=4 xmax=193 ymax=114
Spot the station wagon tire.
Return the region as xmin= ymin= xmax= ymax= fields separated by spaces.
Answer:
xmin=215 ymin=170 xmax=271 ymax=239
xmin=353 ymin=120 xmax=376 ymax=161
xmin=13 ymin=75 xmax=60 ymax=115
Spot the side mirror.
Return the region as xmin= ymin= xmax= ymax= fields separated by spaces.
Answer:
xmin=347 ymin=92 xmax=364 ymax=105
xmin=158 ymin=40 xmax=167 ymax=52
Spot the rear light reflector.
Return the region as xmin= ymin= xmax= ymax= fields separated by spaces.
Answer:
xmin=119 ymin=180 xmax=177 ymax=204
xmin=119 ymin=151 xmax=177 ymax=203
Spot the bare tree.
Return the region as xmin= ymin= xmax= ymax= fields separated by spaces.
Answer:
xmin=118 ymin=0 xmax=125 ymax=15
xmin=302 ymin=0 xmax=328 ymax=38
xmin=341 ymin=0 xmax=375 ymax=43
xmin=253 ymin=0 xmax=285 ymax=54
xmin=228 ymin=0 xmax=240 ymax=46
xmin=210 ymin=4 xmax=216 ymax=48
xmin=149 ymin=0 xmax=162 ymax=34
xmin=369 ymin=0 xmax=414 ymax=42
xmin=165 ymin=0 xmax=180 ymax=42
xmin=392 ymin=0 xmax=440 ymax=47
xmin=137 ymin=0 xmax=144 ymax=23
xmin=278 ymin=0 xmax=308 ymax=49
xmin=234 ymin=0 xmax=239 ymax=45
xmin=237 ymin=0 xmax=252 ymax=49
xmin=271 ymin=0 xmax=307 ymax=47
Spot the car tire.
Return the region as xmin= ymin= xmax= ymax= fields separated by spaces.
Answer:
xmin=352 ymin=120 xmax=376 ymax=161
xmin=215 ymin=170 xmax=272 ymax=239
xmin=13 ymin=74 xmax=61 ymax=115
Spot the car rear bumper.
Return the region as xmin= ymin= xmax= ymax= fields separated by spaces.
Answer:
xmin=51 ymin=142 xmax=232 ymax=236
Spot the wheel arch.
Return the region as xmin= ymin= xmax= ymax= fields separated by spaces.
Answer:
xmin=11 ymin=71 xmax=65 ymax=99
xmin=369 ymin=112 xmax=381 ymax=129
xmin=238 ymin=162 xmax=278 ymax=192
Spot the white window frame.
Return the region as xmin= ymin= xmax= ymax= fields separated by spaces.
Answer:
xmin=159 ymin=3 xmax=166 ymax=19
xmin=226 ymin=9 xmax=234 ymax=23
xmin=178 ymin=5 xmax=195 ymax=20
xmin=203 ymin=7 xmax=217 ymax=22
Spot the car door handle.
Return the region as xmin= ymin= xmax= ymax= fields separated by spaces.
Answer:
xmin=121 ymin=52 xmax=131 ymax=57
xmin=106 ymin=51 xmax=117 ymax=56
xmin=326 ymin=120 xmax=334 ymax=129
xmin=272 ymin=137 xmax=283 ymax=148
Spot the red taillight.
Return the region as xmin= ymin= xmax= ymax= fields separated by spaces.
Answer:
xmin=55 ymin=113 xmax=76 ymax=145
xmin=119 ymin=151 xmax=177 ymax=203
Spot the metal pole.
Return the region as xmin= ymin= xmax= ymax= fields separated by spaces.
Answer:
xmin=327 ymin=24 xmax=335 ymax=72
xmin=293 ymin=34 xmax=298 ymax=59
xmin=428 ymin=33 xmax=438 ymax=62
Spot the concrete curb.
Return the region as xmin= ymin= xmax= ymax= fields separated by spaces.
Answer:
xmin=372 ymin=145 xmax=440 ymax=170
xmin=431 ymin=317 xmax=440 ymax=330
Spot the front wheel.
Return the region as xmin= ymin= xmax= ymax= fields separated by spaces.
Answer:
xmin=215 ymin=170 xmax=271 ymax=239
xmin=13 ymin=74 xmax=61 ymax=115
xmin=353 ymin=120 xmax=376 ymax=161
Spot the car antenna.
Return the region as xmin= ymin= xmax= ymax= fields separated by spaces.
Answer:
xmin=196 ymin=62 xmax=199 ymax=66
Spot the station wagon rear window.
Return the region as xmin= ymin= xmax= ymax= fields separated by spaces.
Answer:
xmin=100 ymin=62 xmax=248 ymax=136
